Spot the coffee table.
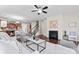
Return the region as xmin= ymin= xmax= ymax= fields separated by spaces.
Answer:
xmin=24 ymin=36 xmax=46 ymax=53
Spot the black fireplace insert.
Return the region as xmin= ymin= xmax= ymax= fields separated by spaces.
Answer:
xmin=49 ymin=31 xmax=58 ymax=40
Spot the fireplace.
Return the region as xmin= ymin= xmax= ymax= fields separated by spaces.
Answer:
xmin=49 ymin=31 xmax=58 ymax=44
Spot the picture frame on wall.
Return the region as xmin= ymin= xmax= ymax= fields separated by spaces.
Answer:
xmin=49 ymin=20 xmax=58 ymax=29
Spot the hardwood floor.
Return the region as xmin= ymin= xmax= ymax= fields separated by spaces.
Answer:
xmin=36 ymin=35 xmax=58 ymax=44
xmin=49 ymin=39 xmax=58 ymax=44
xmin=36 ymin=35 xmax=49 ymax=41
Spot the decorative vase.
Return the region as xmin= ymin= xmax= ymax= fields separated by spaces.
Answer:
xmin=63 ymin=31 xmax=69 ymax=40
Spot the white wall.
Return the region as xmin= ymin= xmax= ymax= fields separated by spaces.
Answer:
xmin=62 ymin=13 xmax=79 ymax=40
xmin=39 ymin=19 xmax=48 ymax=36
xmin=40 ymin=13 xmax=79 ymax=40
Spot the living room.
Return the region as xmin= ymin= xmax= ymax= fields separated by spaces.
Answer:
xmin=0 ymin=5 xmax=79 ymax=54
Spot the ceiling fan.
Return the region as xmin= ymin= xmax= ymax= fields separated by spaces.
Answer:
xmin=32 ymin=5 xmax=48 ymax=15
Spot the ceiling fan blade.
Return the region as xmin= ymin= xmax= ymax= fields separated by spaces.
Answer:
xmin=34 ymin=5 xmax=39 ymax=9
xmin=43 ymin=6 xmax=48 ymax=10
xmin=32 ymin=10 xmax=37 ymax=12
xmin=42 ymin=11 xmax=47 ymax=14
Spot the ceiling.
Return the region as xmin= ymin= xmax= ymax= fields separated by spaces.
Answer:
xmin=0 ymin=5 xmax=79 ymax=23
